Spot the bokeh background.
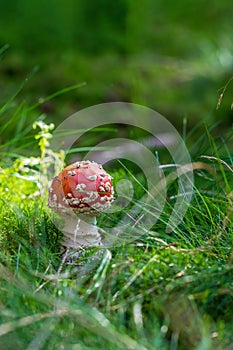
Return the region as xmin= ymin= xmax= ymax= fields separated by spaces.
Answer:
xmin=0 ymin=0 xmax=233 ymax=129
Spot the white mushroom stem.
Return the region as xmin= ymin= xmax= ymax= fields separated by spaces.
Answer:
xmin=60 ymin=214 xmax=102 ymax=249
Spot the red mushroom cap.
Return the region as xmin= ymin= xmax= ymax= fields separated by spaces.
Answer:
xmin=48 ymin=160 xmax=114 ymax=215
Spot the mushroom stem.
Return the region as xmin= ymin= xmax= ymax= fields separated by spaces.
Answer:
xmin=61 ymin=214 xmax=102 ymax=249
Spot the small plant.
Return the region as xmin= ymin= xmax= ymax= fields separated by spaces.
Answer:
xmin=13 ymin=119 xmax=65 ymax=195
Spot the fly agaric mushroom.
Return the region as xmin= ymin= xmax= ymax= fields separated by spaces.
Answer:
xmin=48 ymin=160 xmax=114 ymax=252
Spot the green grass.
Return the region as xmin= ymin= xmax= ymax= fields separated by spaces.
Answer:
xmin=0 ymin=89 xmax=233 ymax=350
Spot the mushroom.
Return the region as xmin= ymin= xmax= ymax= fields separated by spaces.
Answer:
xmin=48 ymin=160 xmax=114 ymax=258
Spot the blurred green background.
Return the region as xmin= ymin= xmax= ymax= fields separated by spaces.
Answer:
xmin=0 ymin=0 xmax=233 ymax=128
